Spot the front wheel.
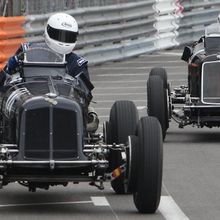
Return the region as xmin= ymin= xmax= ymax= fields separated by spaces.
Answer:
xmin=133 ymin=117 xmax=163 ymax=213
xmin=108 ymin=100 xmax=139 ymax=194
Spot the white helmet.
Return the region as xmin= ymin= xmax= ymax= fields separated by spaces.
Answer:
xmin=45 ymin=13 xmax=78 ymax=54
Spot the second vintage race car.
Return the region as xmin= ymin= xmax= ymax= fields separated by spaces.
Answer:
xmin=147 ymin=24 xmax=220 ymax=140
xmin=0 ymin=47 xmax=163 ymax=213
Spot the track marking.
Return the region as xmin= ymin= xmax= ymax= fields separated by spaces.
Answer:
xmin=134 ymin=53 xmax=181 ymax=58
xmin=93 ymin=79 xmax=145 ymax=83
xmin=92 ymin=66 xmax=185 ymax=70
xmin=159 ymin=196 xmax=190 ymax=220
xmin=158 ymin=52 xmax=182 ymax=56
xmin=94 ymin=86 xmax=146 ymax=90
xmin=97 ymin=73 xmax=148 ymax=76
xmin=95 ymin=73 xmax=186 ymax=77
xmin=98 ymin=115 xmax=109 ymax=118
xmin=91 ymin=196 xmax=110 ymax=207
xmin=0 ymin=200 xmax=92 ymax=208
xmin=114 ymin=60 xmax=184 ymax=64
xmin=91 ymin=106 xmax=146 ymax=110
xmin=137 ymin=106 xmax=146 ymax=110
xmin=95 ymin=92 xmax=146 ymax=96
xmin=0 ymin=197 xmax=111 ymax=208
xmin=93 ymin=99 xmax=146 ymax=103
xmin=92 ymin=79 xmax=186 ymax=83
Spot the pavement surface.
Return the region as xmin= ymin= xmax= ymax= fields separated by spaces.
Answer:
xmin=0 ymin=49 xmax=219 ymax=220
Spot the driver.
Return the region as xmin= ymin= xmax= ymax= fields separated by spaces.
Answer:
xmin=0 ymin=13 xmax=92 ymax=94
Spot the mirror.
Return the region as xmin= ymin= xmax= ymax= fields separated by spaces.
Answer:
xmin=181 ymin=46 xmax=192 ymax=62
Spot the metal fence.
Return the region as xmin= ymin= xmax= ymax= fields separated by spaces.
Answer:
xmin=1 ymin=0 xmax=145 ymax=16
xmin=23 ymin=1 xmax=156 ymax=64
xmin=1 ymin=0 xmax=220 ymax=67
xmin=177 ymin=0 xmax=220 ymax=44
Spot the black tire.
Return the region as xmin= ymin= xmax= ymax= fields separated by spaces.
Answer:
xmin=149 ymin=67 xmax=170 ymax=129
xmin=109 ymin=100 xmax=139 ymax=194
xmin=133 ymin=117 xmax=163 ymax=213
xmin=147 ymin=75 xmax=168 ymax=140
xmin=149 ymin=67 xmax=168 ymax=89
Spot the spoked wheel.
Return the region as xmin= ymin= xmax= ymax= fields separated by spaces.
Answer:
xmin=147 ymin=74 xmax=169 ymax=140
xmin=107 ymin=100 xmax=139 ymax=194
xmin=133 ymin=117 xmax=163 ymax=213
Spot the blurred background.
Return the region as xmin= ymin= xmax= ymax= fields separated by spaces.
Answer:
xmin=0 ymin=0 xmax=144 ymax=16
xmin=0 ymin=0 xmax=220 ymax=68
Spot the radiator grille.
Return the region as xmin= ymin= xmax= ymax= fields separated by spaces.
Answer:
xmin=53 ymin=108 xmax=78 ymax=159
xmin=23 ymin=106 xmax=78 ymax=160
xmin=202 ymin=61 xmax=220 ymax=104
xmin=24 ymin=108 xmax=50 ymax=159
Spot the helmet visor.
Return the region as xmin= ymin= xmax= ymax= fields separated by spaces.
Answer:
xmin=47 ymin=25 xmax=78 ymax=43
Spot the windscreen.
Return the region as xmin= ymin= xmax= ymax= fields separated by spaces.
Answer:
xmin=23 ymin=66 xmax=66 ymax=78
xmin=24 ymin=48 xmax=65 ymax=63
xmin=204 ymin=37 xmax=220 ymax=55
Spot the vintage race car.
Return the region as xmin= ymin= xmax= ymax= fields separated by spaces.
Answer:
xmin=0 ymin=48 xmax=163 ymax=213
xmin=147 ymin=25 xmax=220 ymax=140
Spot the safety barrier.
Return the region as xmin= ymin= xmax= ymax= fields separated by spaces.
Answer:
xmin=0 ymin=16 xmax=26 ymax=69
xmin=1 ymin=0 xmax=220 ymax=69
xmin=177 ymin=1 xmax=220 ymax=45
xmin=0 ymin=1 xmax=156 ymax=68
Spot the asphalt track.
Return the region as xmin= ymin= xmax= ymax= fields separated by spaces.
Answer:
xmin=0 ymin=49 xmax=219 ymax=220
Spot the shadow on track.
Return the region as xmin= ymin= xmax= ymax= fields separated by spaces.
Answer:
xmin=165 ymin=129 xmax=220 ymax=144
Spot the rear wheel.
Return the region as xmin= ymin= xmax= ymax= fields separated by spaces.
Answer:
xmin=149 ymin=67 xmax=170 ymax=130
xmin=108 ymin=100 xmax=139 ymax=194
xmin=133 ymin=117 xmax=163 ymax=213
xmin=147 ymin=75 xmax=168 ymax=140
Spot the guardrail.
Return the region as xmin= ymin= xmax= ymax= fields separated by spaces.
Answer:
xmin=0 ymin=16 xmax=26 ymax=69
xmin=1 ymin=0 xmax=220 ymax=69
xmin=177 ymin=1 xmax=220 ymax=45
xmin=0 ymin=1 xmax=157 ymax=68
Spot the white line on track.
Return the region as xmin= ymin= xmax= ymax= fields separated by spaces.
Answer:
xmin=93 ymin=80 xmax=145 ymax=83
xmin=95 ymin=93 xmax=146 ymax=96
xmin=158 ymin=52 xmax=182 ymax=56
xmin=97 ymin=73 xmax=149 ymax=76
xmin=94 ymin=86 xmax=146 ymax=90
xmin=92 ymin=79 xmax=186 ymax=83
xmin=98 ymin=116 xmax=109 ymax=118
xmin=92 ymin=66 xmax=185 ymax=70
xmin=135 ymin=53 xmax=181 ymax=57
xmin=114 ymin=60 xmax=184 ymax=64
xmin=0 ymin=200 xmax=93 ymax=208
xmin=93 ymin=99 xmax=146 ymax=103
xmin=91 ymin=196 xmax=110 ymax=206
xmin=0 ymin=197 xmax=111 ymax=208
xmin=159 ymin=196 xmax=190 ymax=220
xmin=140 ymin=54 xmax=170 ymax=57
xmin=94 ymin=106 xmax=146 ymax=110
xmin=95 ymin=73 xmax=186 ymax=77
